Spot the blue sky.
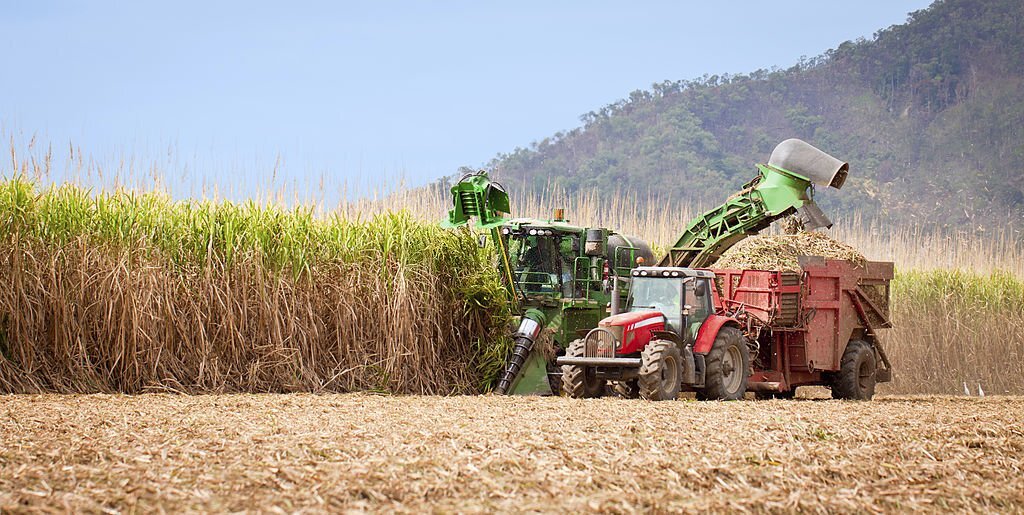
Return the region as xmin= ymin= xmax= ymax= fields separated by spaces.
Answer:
xmin=1 ymin=1 xmax=932 ymax=199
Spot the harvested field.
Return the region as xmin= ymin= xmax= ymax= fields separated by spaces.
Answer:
xmin=2 ymin=394 xmax=1023 ymax=513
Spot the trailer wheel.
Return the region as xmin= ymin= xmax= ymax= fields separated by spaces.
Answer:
xmin=612 ymin=380 xmax=639 ymax=399
xmin=832 ymin=340 xmax=876 ymax=400
xmin=561 ymin=339 xmax=603 ymax=398
xmin=638 ymin=340 xmax=682 ymax=401
xmin=697 ymin=326 xmax=749 ymax=401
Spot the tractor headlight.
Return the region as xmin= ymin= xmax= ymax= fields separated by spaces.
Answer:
xmin=640 ymin=271 xmax=648 ymax=276
xmin=501 ymin=228 xmax=510 ymax=235
xmin=529 ymin=229 xmax=537 ymax=235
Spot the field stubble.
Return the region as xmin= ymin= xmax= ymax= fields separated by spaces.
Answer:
xmin=1 ymin=393 xmax=1022 ymax=513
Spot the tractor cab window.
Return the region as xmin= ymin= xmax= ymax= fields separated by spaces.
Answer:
xmin=684 ymin=278 xmax=712 ymax=344
xmin=626 ymin=277 xmax=684 ymax=334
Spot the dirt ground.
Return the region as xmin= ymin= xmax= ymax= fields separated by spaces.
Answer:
xmin=1 ymin=394 xmax=1022 ymax=513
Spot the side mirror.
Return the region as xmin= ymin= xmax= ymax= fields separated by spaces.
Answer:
xmin=478 ymin=234 xmax=488 ymax=248
xmin=695 ymin=281 xmax=707 ymax=297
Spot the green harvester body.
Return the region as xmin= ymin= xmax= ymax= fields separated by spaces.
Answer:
xmin=443 ymin=172 xmax=652 ymax=395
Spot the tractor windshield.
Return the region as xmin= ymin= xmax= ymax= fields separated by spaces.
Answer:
xmin=627 ymin=277 xmax=685 ymax=333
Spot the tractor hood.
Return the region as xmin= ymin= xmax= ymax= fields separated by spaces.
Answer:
xmin=598 ymin=310 xmax=666 ymax=355
xmin=600 ymin=310 xmax=664 ymax=328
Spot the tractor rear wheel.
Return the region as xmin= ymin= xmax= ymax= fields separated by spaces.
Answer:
xmin=638 ymin=340 xmax=682 ymax=401
xmin=831 ymin=340 xmax=876 ymax=400
xmin=561 ymin=339 xmax=603 ymax=398
xmin=697 ymin=326 xmax=749 ymax=401
xmin=612 ymin=379 xmax=639 ymax=399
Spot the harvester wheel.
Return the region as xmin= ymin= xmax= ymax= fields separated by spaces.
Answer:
xmin=697 ymin=326 xmax=749 ymax=401
xmin=561 ymin=339 xmax=603 ymax=398
xmin=832 ymin=340 xmax=876 ymax=400
xmin=638 ymin=340 xmax=681 ymax=401
xmin=612 ymin=380 xmax=640 ymax=399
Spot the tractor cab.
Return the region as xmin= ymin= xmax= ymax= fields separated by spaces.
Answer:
xmin=623 ymin=267 xmax=715 ymax=347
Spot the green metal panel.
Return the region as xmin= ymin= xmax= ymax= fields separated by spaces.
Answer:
xmin=442 ymin=171 xmax=511 ymax=230
xmin=507 ymin=350 xmax=554 ymax=395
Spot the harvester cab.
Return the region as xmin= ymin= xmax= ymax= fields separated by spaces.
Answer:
xmin=442 ymin=171 xmax=654 ymax=396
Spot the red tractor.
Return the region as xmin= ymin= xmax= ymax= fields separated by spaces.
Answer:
xmin=557 ymin=258 xmax=893 ymax=401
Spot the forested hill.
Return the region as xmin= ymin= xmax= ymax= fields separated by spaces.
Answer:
xmin=487 ymin=0 xmax=1024 ymax=227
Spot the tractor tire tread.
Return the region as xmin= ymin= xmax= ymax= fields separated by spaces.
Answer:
xmin=561 ymin=339 xmax=603 ymax=398
xmin=697 ymin=326 xmax=749 ymax=401
xmin=638 ymin=340 xmax=681 ymax=401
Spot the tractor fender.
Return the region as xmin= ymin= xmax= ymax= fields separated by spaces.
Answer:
xmin=693 ymin=315 xmax=741 ymax=355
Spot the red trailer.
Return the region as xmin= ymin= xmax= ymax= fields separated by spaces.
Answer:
xmin=557 ymin=258 xmax=894 ymax=400
xmin=709 ymin=256 xmax=894 ymax=399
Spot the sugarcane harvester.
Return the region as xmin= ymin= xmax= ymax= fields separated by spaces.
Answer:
xmin=556 ymin=139 xmax=894 ymax=400
xmin=442 ymin=171 xmax=653 ymax=395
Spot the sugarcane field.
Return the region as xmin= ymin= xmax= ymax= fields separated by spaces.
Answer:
xmin=3 ymin=1 xmax=1024 ymax=513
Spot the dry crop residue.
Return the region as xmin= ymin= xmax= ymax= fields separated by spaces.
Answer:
xmin=714 ymin=230 xmax=866 ymax=271
xmin=1 ymin=394 xmax=1022 ymax=512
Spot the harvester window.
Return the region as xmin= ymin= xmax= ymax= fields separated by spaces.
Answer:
xmin=510 ymin=234 xmax=569 ymax=295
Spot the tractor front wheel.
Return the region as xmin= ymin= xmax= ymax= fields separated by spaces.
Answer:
xmin=561 ymin=339 xmax=603 ymax=398
xmin=638 ymin=340 xmax=682 ymax=401
xmin=831 ymin=340 xmax=876 ymax=400
xmin=697 ymin=326 xmax=750 ymax=401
